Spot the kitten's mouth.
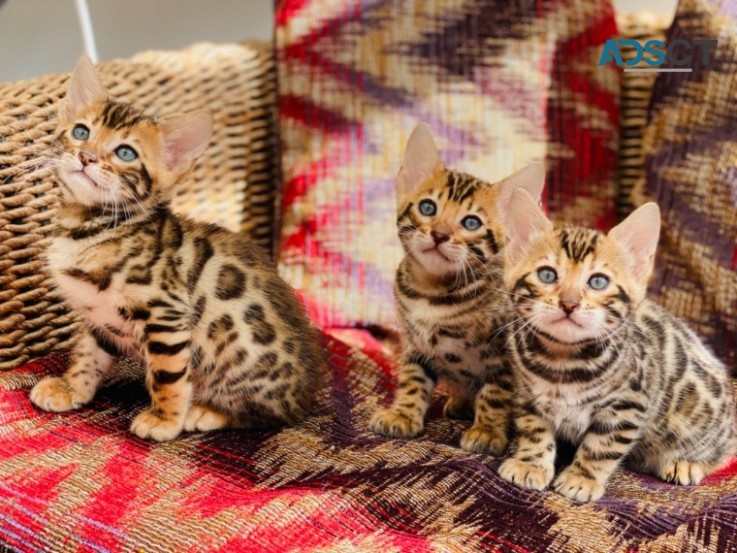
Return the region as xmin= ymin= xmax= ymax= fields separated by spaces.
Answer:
xmin=75 ymin=169 xmax=99 ymax=188
xmin=422 ymin=246 xmax=452 ymax=262
xmin=551 ymin=315 xmax=583 ymax=328
xmin=63 ymin=167 xmax=100 ymax=190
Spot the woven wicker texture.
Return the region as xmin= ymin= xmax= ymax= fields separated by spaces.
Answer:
xmin=275 ymin=0 xmax=620 ymax=329
xmin=615 ymin=12 xmax=671 ymax=220
xmin=632 ymin=0 xmax=737 ymax=371
xmin=0 ymin=42 xmax=277 ymax=371
xmin=2 ymin=336 xmax=737 ymax=552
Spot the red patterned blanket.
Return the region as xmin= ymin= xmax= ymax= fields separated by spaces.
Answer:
xmin=1 ymin=331 xmax=736 ymax=552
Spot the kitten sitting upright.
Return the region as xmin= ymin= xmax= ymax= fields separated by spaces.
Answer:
xmin=498 ymin=188 xmax=735 ymax=502
xmin=370 ymin=123 xmax=545 ymax=455
xmin=30 ymin=55 xmax=324 ymax=441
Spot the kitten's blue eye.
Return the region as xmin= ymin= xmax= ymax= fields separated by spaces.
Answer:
xmin=115 ymin=145 xmax=138 ymax=162
xmin=418 ymin=199 xmax=436 ymax=216
xmin=588 ymin=273 xmax=610 ymax=290
xmin=72 ymin=124 xmax=90 ymax=140
xmin=537 ymin=267 xmax=557 ymax=284
xmin=461 ymin=215 xmax=482 ymax=231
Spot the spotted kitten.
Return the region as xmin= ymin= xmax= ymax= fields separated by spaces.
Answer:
xmin=498 ymin=188 xmax=735 ymax=502
xmin=30 ymin=55 xmax=323 ymax=441
xmin=370 ymin=123 xmax=545 ymax=455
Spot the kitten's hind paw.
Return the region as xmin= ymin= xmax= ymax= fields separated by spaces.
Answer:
xmin=30 ymin=377 xmax=89 ymax=412
xmin=131 ymin=408 xmax=183 ymax=442
xmin=460 ymin=424 xmax=508 ymax=456
xmin=499 ymin=458 xmax=554 ymax=491
xmin=184 ymin=405 xmax=231 ymax=433
xmin=443 ymin=396 xmax=474 ymax=421
xmin=658 ymin=460 xmax=709 ymax=485
xmin=369 ymin=408 xmax=424 ymax=438
xmin=553 ymin=467 xmax=605 ymax=502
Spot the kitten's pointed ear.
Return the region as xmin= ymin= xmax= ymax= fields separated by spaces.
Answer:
xmin=608 ymin=202 xmax=661 ymax=283
xmin=397 ymin=123 xmax=442 ymax=195
xmin=504 ymin=187 xmax=553 ymax=266
xmin=60 ymin=55 xmax=107 ymax=123
xmin=159 ymin=110 xmax=213 ymax=172
xmin=496 ymin=163 xmax=546 ymax=216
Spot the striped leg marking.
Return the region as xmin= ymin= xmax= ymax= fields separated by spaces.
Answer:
xmin=370 ymin=358 xmax=435 ymax=438
xmin=131 ymin=313 xmax=192 ymax=441
xmin=30 ymin=332 xmax=114 ymax=412
xmin=553 ymin=409 xmax=645 ymax=502
xmin=498 ymin=408 xmax=556 ymax=490
xmin=460 ymin=380 xmax=512 ymax=455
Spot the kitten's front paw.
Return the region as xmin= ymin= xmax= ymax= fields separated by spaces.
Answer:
xmin=369 ymin=408 xmax=424 ymax=438
xmin=553 ymin=467 xmax=605 ymax=502
xmin=131 ymin=408 xmax=183 ymax=442
xmin=658 ymin=460 xmax=708 ymax=486
xmin=30 ymin=377 xmax=90 ymax=412
xmin=499 ymin=458 xmax=554 ymax=490
xmin=460 ymin=424 xmax=508 ymax=456
xmin=184 ymin=405 xmax=231 ymax=432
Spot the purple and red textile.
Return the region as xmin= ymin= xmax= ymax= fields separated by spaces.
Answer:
xmin=2 ymin=335 xmax=737 ymax=552
xmin=634 ymin=0 xmax=737 ymax=370
xmin=3 ymin=0 xmax=737 ymax=551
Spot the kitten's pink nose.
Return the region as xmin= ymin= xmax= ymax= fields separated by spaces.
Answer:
xmin=559 ymin=301 xmax=579 ymax=316
xmin=79 ymin=151 xmax=97 ymax=166
xmin=430 ymin=230 xmax=450 ymax=244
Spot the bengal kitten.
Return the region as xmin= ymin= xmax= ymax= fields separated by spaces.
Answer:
xmin=369 ymin=123 xmax=545 ymax=455
xmin=29 ymin=55 xmax=324 ymax=441
xmin=498 ymin=188 xmax=736 ymax=502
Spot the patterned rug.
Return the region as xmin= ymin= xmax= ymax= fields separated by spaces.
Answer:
xmin=1 ymin=331 xmax=737 ymax=552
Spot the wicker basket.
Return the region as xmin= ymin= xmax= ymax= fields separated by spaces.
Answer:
xmin=0 ymin=41 xmax=278 ymax=370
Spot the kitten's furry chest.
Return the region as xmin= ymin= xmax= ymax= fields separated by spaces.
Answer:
xmin=531 ymin=386 xmax=597 ymax=442
xmin=513 ymin=328 xmax=645 ymax=444
xmin=48 ymin=234 xmax=147 ymax=353
xmin=403 ymin=291 xmax=508 ymax=384
xmin=412 ymin=326 xmax=487 ymax=380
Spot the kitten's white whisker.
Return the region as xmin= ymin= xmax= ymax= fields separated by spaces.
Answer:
xmin=507 ymin=312 xmax=538 ymax=346
xmin=6 ymin=157 xmax=63 ymax=183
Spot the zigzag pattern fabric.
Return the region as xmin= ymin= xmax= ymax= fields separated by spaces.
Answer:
xmin=2 ymin=342 xmax=737 ymax=551
xmin=275 ymin=0 xmax=620 ymax=327
xmin=633 ymin=0 xmax=737 ymax=371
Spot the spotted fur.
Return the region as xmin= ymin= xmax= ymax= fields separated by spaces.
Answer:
xmin=369 ymin=123 xmax=545 ymax=455
xmin=498 ymin=189 xmax=736 ymax=502
xmin=30 ymin=55 xmax=324 ymax=441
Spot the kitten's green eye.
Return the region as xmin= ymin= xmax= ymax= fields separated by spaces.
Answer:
xmin=418 ymin=199 xmax=436 ymax=216
xmin=72 ymin=124 xmax=90 ymax=141
xmin=588 ymin=273 xmax=610 ymax=290
xmin=115 ymin=145 xmax=138 ymax=162
xmin=537 ymin=266 xmax=557 ymax=284
xmin=461 ymin=215 xmax=482 ymax=231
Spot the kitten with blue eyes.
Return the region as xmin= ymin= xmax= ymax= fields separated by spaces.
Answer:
xmin=369 ymin=123 xmax=545 ymax=455
xmin=72 ymin=124 xmax=137 ymax=161
xmin=29 ymin=55 xmax=324 ymax=441
xmin=498 ymin=188 xmax=735 ymax=502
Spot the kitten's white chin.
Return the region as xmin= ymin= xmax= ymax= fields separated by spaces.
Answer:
xmin=411 ymin=246 xmax=461 ymax=276
xmin=538 ymin=312 xmax=602 ymax=343
xmin=59 ymin=168 xmax=108 ymax=207
xmin=544 ymin=319 xmax=587 ymax=343
xmin=59 ymin=171 xmax=98 ymax=205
